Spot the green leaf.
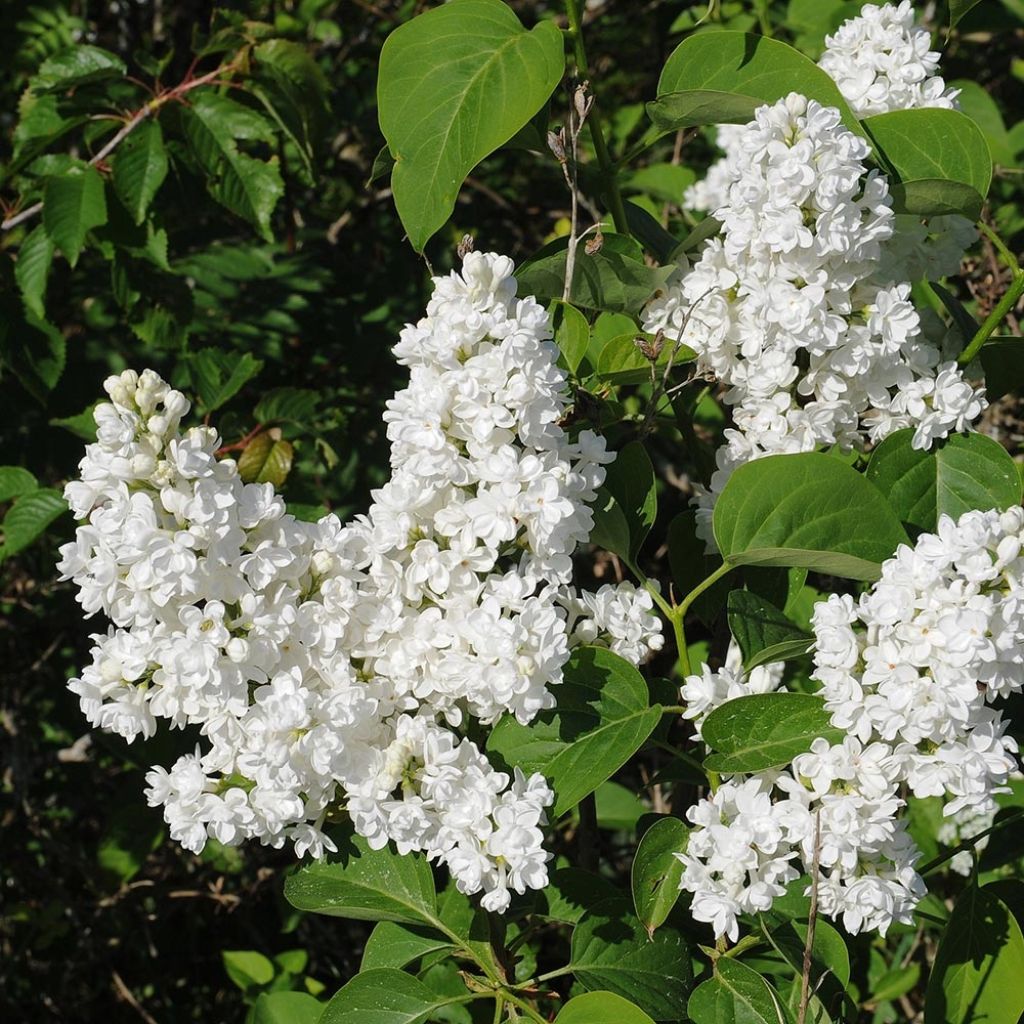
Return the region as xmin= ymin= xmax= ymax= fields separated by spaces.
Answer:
xmin=1 ymin=487 xmax=66 ymax=559
xmin=0 ymin=467 xmax=38 ymax=504
xmin=15 ymin=225 xmax=55 ymax=319
xmin=702 ymin=693 xmax=845 ymax=774
xmin=980 ymin=337 xmax=1024 ymax=402
xmin=517 ymin=234 xmax=675 ymax=315
xmin=713 ymin=452 xmax=909 ymax=581
xmin=650 ymin=32 xmax=860 ymax=136
xmin=866 ymin=429 xmax=1021 ymax=532
xmin=112 ymin=120 xmax=169 ymax=225
xmin=377 ymin=0 xmax=564 ymax=251
xmin=43 ymin=165 xmax=108 ymax=266
xmin=252 ymin=38 xmax=330 ymax=178
xmin=864 ymin=109 xmax=992 ymax=219
xmin=536 ymin=867 xmax=622 ymax=924
xmin=688 ymin=957 xmax=792 ymax=1024
xmin=555 ymin=991 xmax=656 ymax=1024
xmin=668 ymin=510 xmax=729 ymax=626
xmin=624 ymin=163 xmax=697 ymax=204
xmin=925 ymin=884 xmax=1024 ymax=1024
xmin=33 ymin=45 xmax=126 ymax=93
xmin=570 ymin=898 xmax=692 ymax=1019
xmin=951 ymin=80 xmax=1015 ymax=167
xmin=237 ymin=431 xmax=294 ymax=488
xmin=252 ymin=992 xmax=323 ymax=1024
xmin=190 ymin=349 xmax=264 ymax=412
xmin=594 ymin=330 xmax=696 ymax=386
xmin=587 ymin=781 xmax=647 ymax=832
xmin=318 ymin=968 xmax=472 ymax=1024
xmin=283 ymin=831 xmax=438 ymax=926
xmin=950 ymin=0 xmax=984 ymax=26
xmin=726 ymin=590 xmax=812 ymax=671
xmin=181 ymin=92 xmax=284 ymax=241
xmin=549 ymin=299 xmax=590 ymax=374
xmin=361 ymin=921 xmax=453 ymax=971
xmin=3 ymin=313 xmax=67 ymax=402
xmin=255 ymin=387 xmax=321 ymax=427
xmin=488 ymin=646 xmax=662 ymax=817
xmin=631 ymin=817 xmax=688 ymax=935
xmin=222 ymin=949 xmax=275 ymax=990
xmin=590 ymin=440 xmax=657 ymax=564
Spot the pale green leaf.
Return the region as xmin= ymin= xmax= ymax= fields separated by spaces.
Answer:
xmin=713 ymin=452 xmax=909 ymax=580
xmin=0 ymin=487 xmax=65 ymax=559
xmin=702 ymin=693 xmax=845 ymax=774
xmin=631 ymin=817 xmax=688 ymax=934
xmin=0 ymin=466 xmax=38 ymax=504
xmin=318 ymin=968 xmax=472 ymax=1024
xmin=866 ymin=429 xmax=1021 ymax=532
xmin=252 ymin=992 xmax=322 ymax=1024
xmin=688 ymin=957 xmax=792 ymax=1024
xmin=726 ymin=590 xmax=812 ymax=671
xmin=377 ymin=0 xmax=564 ymax=250
xmin=33 ymin=45 xmax=126 ymax=93
xmin=488 ymin=646 xmax=662 ymax=817
xmin=15 ymin=225 xmax=55 ymax=319
xmin=555 ymin=991 xmax=655 ymax=1024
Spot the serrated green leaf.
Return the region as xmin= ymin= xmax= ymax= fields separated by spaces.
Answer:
xmin=33 ymin=45 xmax=126 ymax=93
xmin=726 ymin=590 xmax=812 ymax=671
xmin=650 ymin=32 xmax=861 ymax=136
xmin=866 ymin=429 xmax=1021 ymax=532
xmin=488 ymin=647 xmax=661 ymax=817
xmin=284 ymin=831 xmax=437 ymax=926
xmin=0 ymin=467 xmax=38 ymax=503
xmin=713 ymin=452 xmax=909 ymax=581
xmin=555 ymin=991 xmax=655 ymax=1024
xmin=43 ymin=165 xmax=108 ymax=266
xmin=254 ymin=387 xmax=321 ymax=427
xmin=190 ymin=349 xmax=264 ymax=412
xmin=570 ymin=898 xmax=692 ymax=1019
xmin=631 ymin=817 xmax=688 ymax=934
xmin=181 ymin=92 xmax=284 ymax=241
xmin=237 ymin=431 xmax=294 ymax=488
xmin=517 ymin=234 xmax=674 ymax=314
xmin=252 ymin=38 xmax=329 ymax=178
xmin=14 ymin=225 xmax=55 ymax=319
xmin=864 ymin=108 xmax=991 ymax=219
xmin=3 ymin=314 xmax=67 ymax=401
xmin=377 ymin=0 xmax=564 ymax=250
xmin=112 ymin=120 xmax=169 ymax=224
xmin=319 ymin=968 xmax=472 ymax=1024
xmin=702 ymin=693 xmax=845 ymax=774
xmin=1 ymin=487 xmax=66 ymax=559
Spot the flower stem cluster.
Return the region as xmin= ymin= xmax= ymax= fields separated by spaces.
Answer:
xmin=59 ymin=254 xmax=662 ymax=912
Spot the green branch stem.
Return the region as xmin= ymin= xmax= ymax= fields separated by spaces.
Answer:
xmin=957 ymin=221 xmax=1023 ymax=365
xmin=565 ymin=0 xmax=630 ymax=236
xmin=918 ymin=806 xmax=1024 ymax=876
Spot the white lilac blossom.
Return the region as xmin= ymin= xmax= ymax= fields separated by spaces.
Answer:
xmin=679 ymin=639 xmax=783 ymax=738
xmin=644 ymin=92 xmax=984 ymax=545
xmin=818 ymin=1 xmax=959 ymax=117
xmin=678 ymin=507 xmax=1024 ymax=940
xmin=58 ymin=253 xmax=661 ymax=913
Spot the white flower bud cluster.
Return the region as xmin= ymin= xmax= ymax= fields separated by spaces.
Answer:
xmin=645 ymin=92 xmax=985 ymax=545
xmin=818 ymin=0 xmax=959 ymax=117
xmin=58 ymin=253 xmax=663 ymax=913
xmin=678 ymin=507 xmax=1024 ymax=940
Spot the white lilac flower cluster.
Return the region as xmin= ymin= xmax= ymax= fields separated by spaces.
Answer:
xmin=58 ymin=253 xmax=662 ymax=913
xmin=645 ymin=91 xmax=984 ymax=544
xmin=818 ymin=0 xmax=959 ymax=117
xmin=678 ymin=507 xmax=1024 ymax=940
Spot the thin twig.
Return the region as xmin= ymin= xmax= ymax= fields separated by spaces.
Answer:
xmin=797 ymin=810 xmax=822 ymax=1024
xmin=2 ymin=58 xmax=242 ymax=233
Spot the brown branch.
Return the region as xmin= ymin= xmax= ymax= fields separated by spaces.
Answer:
xmin=797 ymin=810 xmax=822 ymax=1024
xmin=1 ymin=58 xmax=243 ymax=233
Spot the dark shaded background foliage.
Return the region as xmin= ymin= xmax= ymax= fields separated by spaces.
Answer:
xmin=2 ymin=1 xmax=1023 ymax=1021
